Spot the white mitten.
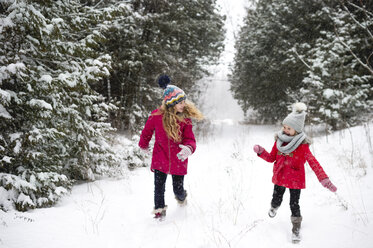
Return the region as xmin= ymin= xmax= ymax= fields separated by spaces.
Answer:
xmin=177 ymin=145 xmax=192 ymax=162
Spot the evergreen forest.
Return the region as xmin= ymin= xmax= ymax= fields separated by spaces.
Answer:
xmin=1 ymin=0 xmax=372 ymax=211
xmin=231 ymin=0 xmax=373 ymax=129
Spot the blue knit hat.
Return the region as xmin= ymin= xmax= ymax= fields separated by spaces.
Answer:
xmin=157 ymin=75 xmax=186 ymax=108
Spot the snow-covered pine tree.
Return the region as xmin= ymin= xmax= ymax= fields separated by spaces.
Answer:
xmin=231 ymin=0 xmax=372 ymax=128
xmin=97 ymin=0 xmax=225 ymax=133
xmin=0 ymin=0 xmax=120 ymax=211
xmin=299 ymin=2 xmax=373 ymax=130
xmin=230 ymin=6 xmax=261 ymax=117
xmin=231 ymin=0 xmax=329 ymax=122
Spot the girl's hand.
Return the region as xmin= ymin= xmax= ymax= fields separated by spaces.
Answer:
xmin=320 ymin=178 xmax=337 ymax=192
xmin=177 ymin=145 xmax=192 ymax=162
xmin=253 ymin=145 xmax=264 ymax=155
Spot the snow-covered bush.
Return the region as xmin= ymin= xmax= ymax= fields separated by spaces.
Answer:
xmin=111 ymin=134 xmax=150 ymax=171
xmin=0 ymin=171 xmax=72 ymax=212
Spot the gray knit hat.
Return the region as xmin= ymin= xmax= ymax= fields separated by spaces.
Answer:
xmin=282 ymin=102 xmax=307 ymax=133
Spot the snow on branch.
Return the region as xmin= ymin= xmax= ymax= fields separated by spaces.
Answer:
xmin=334 ymin=1 xmax=373 ymax=76
xmin=333 ymin=25 xmax=373 ymax=76
xmin=292 ymin=47 xmax=312 ymax=70
xmin=341 ymin=1 xmax=373 ymax=42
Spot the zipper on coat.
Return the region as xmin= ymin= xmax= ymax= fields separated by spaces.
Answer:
xmin=168 ymin=138 xmax=171 ymax=174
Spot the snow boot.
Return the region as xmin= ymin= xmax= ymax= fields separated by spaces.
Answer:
xmin=153 ymin=206 xmax=167 ymax=220
xmin=291 ymin=216 xmax=302 ymax=244
xmin=268 ymin=206 xmax=279 ymax=218
xmin=175 ymin=190 xmax=188 ymax=206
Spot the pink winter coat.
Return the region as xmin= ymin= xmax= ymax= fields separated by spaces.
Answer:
xmin=259 ymin=141 xmax=328 ymax=189
xmin=138 ymin=109 xmax=196 ymax=175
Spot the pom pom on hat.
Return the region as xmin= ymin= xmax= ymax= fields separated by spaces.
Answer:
xmin=157 ymin=74 xmax=186 ymax=108
xmin=292 ymin=102 xmax=307 ymax=113
xmin=158 ymin=74 xmax=171 ymax=89
xmin=282 ymin=102 xmax=307 ymax=133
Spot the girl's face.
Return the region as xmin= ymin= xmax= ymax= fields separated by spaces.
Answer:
xmin=174 ymin=100 xmax=186 ymax=113
xmin=282 ymin=124 xmax=296 ymax=136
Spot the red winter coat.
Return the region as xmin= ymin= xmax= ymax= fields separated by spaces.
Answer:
xmin=259 ymin=141 xmax=328 ymax=189
xmin=138 ymin=109 xmax=196 ymax=175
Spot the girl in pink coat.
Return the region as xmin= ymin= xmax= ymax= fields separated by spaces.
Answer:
xmin=139 ymin=75 xmax=203 ymax=219
xmin=253 ymin=102 xmax=337 ymax=243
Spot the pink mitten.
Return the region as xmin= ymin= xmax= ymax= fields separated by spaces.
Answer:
xmin=321 ymin=178 xmax=337 ymax=192
xmin=253 ymin=145 xmax=264 ymax=155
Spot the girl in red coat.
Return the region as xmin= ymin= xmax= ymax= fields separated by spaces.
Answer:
xmin=253 ymin=102 xmax=337 ymax=243
xmin=139 ymin=75 xmax=203 ymax=219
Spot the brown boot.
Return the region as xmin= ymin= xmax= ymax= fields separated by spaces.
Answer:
xmin=291 ymin=216 xmax=302 ymax=243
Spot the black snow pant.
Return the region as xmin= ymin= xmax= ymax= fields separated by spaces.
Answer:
xmin=271 ymin=184 xmax=301 ymax=217
xmin=154 ymin=169 xmax=187 ymax=209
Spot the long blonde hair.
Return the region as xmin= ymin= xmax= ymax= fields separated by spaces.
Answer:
xmin=155 ymin=100 xmax=203 ymax=142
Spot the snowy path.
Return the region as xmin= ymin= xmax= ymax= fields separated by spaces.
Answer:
xmin=1 ymin=121 xmax=373 ymax=248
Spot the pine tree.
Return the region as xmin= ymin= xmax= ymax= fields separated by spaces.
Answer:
xmin=299 ymin=1 xmax=373 ymax=130
xmin=231 ymin=0 xmax=327 ymax=122
xmin=231 ymin=0 xmax=372 ymax=128
xmin=97 ymin=0 xmax=225 ymax=133
xmin=0 ymin=0 xmax=120 ymax=211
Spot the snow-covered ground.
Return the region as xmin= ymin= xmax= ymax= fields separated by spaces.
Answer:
xmin=2 ymin=1 xmax=373 ymax=247
xmin=1 ymin=120 xmax=373 ymax=248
